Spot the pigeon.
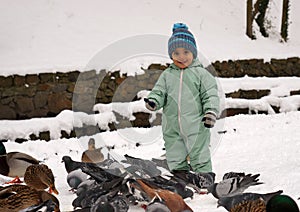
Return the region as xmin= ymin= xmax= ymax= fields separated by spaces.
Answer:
xmin=122 ymin=154 xmax=161 ymax=177
xmin=208 ymin=173 xmax=263 ymax=199
xmin=75 ymin=179 xmax=96 ymax=197
xmin=217 ymin=190 xmax=283 ymax=211
xmin=61 ymin=156 xmax=83 ymax=173
xmin=73 ymin=182 xmax=108 ymax=209
xmin=171 ymin=170 xmax=215 ymax=193
xmin=151 ymin=157 xmax=169 ymax=171
xmin=73 ymin=176 xmax=133 ymax=209
xmin=222 ymin=172 xmax=246 ymax=180
xmin=80 ymin=162 xmax=125 ymax=183
xmin=266 ymin=194 xmax=300 ymax=212
xmin=90 ymin=193 xmax=129 ymax=212
xmin=229 ymin=198 xmax=266 ymax=212
xmin=76 ymin=181 xmax=131 ymax=211
xmin=66 ymin=169 xmax=89 ymax=191
xmin=134 ymin=179 xmax=194 ymax=212
xmin=145 ymin=195 xmax=171 ymax=212
xmin=187 ymin=171 xmax=215 ymax=189
xmin=142 ymin=176 xmax=194 ymax=199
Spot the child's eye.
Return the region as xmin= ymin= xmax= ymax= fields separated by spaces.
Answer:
xmin=184 ymin=51 xmax=189 ymax=54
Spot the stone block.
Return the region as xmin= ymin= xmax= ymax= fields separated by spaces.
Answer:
xmin=33 ymin=92 xmax=48 ymax=108
xmin=0 ymin=104 xmax=16 ymax=119
xmin=48 ymin=92 xmax=72 ymax=114
xmin=14 ymin=75 xmax=25 ymax=86
xmin=26 ymin=74 xmax=39 ymax=85
xmin=40 ymin=73 xmax=55 ymax=83
xmin=15 ymin=96 xmax=35 ymax=113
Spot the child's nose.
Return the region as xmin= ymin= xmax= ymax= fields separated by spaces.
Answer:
xmin=178 ymin=54 xmax=185 ymax=59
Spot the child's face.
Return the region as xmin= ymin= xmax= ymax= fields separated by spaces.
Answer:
xmin=171 ymin=48 xmax=194 ymax=68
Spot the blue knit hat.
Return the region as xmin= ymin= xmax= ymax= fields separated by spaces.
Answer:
xmin=168 ymin=23 xmax=197 ymax=59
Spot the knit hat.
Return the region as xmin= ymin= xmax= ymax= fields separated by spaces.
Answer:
xmin=168 ymin=23 xmax=197 ymax=59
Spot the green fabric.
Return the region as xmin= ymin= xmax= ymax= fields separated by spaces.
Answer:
xmin=148 ymin=58 xmax=219 ymax=172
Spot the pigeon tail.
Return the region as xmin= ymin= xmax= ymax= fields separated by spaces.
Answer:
xmin=239 ymin=174 xmax=264 ymax=189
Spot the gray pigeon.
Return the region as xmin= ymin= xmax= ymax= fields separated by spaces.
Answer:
xmin=146 ymin=198 xmax=171 ymax=212
xmin=207 ymin=173 xmax=263 ymax=199
xmin=122 ymin=154 xmax=161 ymax=177
xmin=222 ymin=171 xmax=245 ymax=180
xmin=187 ymin=171 xmax=215 ymax=189
xmin=67 ymin=169 xmax=89 ymax=190
xmin=91 ymin=193 xmax=129 ymax=212
xmin=217 ymin=190 xmax=283 ymax=211
xmin=151 ymin=157 xmax=169 ymax=171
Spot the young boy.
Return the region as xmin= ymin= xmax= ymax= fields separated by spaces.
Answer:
xmin=145 ymin=23 xmax=219 ymax=175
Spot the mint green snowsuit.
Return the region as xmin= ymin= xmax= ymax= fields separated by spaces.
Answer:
xmin=147 ymin=59 xmax=219 ymax=172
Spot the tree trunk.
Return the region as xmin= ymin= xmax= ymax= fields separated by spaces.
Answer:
xmin=255 ymin=0 xmax=270 ymax=37
xmin=246 ymin=0 xmax=255 ymax=39
xmin=281 ymin=0 xmax=289 ymax=42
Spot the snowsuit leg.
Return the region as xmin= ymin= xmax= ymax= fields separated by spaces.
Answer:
xmin=164 ymin=133 xmax=190 ymax=171
xmin=186 ymin=129 xmax=212 ymax=172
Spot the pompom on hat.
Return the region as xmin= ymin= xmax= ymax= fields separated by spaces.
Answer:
xmin=168 ymin=23 xmax=197 ymax=59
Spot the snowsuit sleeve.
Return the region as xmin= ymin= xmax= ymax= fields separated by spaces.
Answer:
xmin=199 ymin=70 xmax=220 ymax=116
xmin=147 ymin=71 xmax=167 ymax=110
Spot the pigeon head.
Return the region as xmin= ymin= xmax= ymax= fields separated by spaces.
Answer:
xmin=206 ymin=183 xmax=217 ymax=194
xmin=61 ymin=156 xmax=72 ymax=163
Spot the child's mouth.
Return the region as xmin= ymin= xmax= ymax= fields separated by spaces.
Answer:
xmin=174 ymin=60 xmax=188 ymax=68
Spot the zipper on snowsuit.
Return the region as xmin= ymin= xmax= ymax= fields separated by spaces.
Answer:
xmin=178 ymin=69 xmax=188 ymax=143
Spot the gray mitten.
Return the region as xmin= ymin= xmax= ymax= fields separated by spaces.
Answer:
xmin=202 ymin=112 xmax=216 ymax=128
xmin=144 ymin=98 xmax=156 ymax=111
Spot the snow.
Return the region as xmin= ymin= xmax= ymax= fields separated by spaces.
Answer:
xmin=1 ymin=112 xmax=300 ymax=211
xmin=219 ymin=76 xmax=300 ymax=96
xmin=0 ymin=0 xmax=300 ymax=211
xmin=1 ymin=76 xmax=299 ymax=141
xmin=0 ymin=0 xmax=300 ymax=76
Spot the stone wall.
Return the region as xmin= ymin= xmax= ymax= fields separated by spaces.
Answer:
xmin=212 ymin=57 xmax=300 ymax=77
xmin=0 ymin=68 xmax=164 ymax=120
xmin=0 ymin=57 xmax=299 ymax=121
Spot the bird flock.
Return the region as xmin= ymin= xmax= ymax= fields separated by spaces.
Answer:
xmin=1 ymin=139 xmax=299 ymax=212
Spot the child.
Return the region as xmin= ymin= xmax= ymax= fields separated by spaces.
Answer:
xmin=145 ymin=23 xmax=220 ymax=175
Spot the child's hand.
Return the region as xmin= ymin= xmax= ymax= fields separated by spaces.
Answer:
xmin=144 ymin=98 xmax=156 ymax=111
xmin=202 ymin=112 xmax=216 ymax=128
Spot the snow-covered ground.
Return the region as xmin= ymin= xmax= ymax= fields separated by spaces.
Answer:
xmin=1 ymin=111 xmax=300 ymax=211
